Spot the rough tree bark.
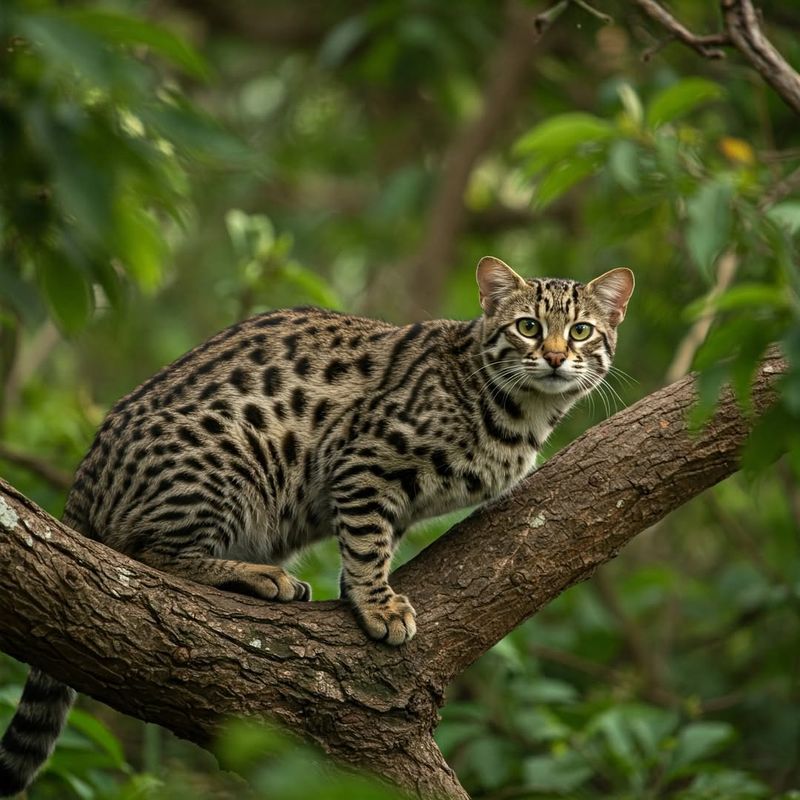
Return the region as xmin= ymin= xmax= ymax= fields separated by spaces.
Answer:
xmin=0 ymin=350 xmax=784 ymax=799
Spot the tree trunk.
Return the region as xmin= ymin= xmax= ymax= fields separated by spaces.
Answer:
xmin=0 ymin=350 xmax=784 ymax=798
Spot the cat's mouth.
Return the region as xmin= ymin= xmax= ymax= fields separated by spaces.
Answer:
xmin=527 ymin=370 xmax=581 ymax=395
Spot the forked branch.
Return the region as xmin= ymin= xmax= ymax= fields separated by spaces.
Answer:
xmin=632 ymin=0 xmax=800 ymax=116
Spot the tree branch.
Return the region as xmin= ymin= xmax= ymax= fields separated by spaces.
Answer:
xmin=631 ymin=0 xmax=800 ymax=117
xmin=721 ymin=0 xmax=800 ymax=117
xmin=0 ymin=350 xmax=784 ymax=798
xmin=632 ymin=0 xmax=730 ymax=59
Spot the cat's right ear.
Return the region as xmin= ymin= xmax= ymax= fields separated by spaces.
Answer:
xmin=476 ymin=256 xmax=527 ymax=316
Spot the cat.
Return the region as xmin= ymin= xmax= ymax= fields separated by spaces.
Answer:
xmin=0 ymin=256 xmax=633 ymax=795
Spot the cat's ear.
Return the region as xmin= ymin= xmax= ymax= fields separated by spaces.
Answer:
xmin=587 ymin=267 xmax=634 ymax=327
xmin=476 ymin=256 xmax=527 ymax=316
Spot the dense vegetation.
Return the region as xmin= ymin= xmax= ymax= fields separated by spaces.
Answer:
xmin=1 ymin=0 xmax=798 ymax=798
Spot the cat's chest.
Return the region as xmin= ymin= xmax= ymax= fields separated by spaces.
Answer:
xmin=406 ymin=437 xmax=539 ymax=523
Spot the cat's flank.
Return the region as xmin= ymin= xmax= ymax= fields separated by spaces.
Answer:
xmin=0 ymin=257 xmax=633 ymax=796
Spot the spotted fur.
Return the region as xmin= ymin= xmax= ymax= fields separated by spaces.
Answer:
xmin=0 ymin=257 xmax=633 ymax=795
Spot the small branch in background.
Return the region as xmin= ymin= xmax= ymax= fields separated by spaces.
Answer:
xmin=571 ymin=0 xmax=614 ymax=26
xmin=721 ymin=0 xmax=800 ymax=118
xmin=632 ymin=0 xmax=800 ymax=118
xmin=758 ymin=164 xmax=800 ymax=210
xmin=666 ymin=249 xmax=739 ymax=384
xmin=405 ymin=0 xmax=547 ymax=315
xmin=631 ymin=0 xmax=729 ymax=59
xmin=4 ymin=320 xmax=61 ymax=415
xmin=592 ymin=570 xmax=675 ymax=706
xmin=0 ymin=443 xmax=72 ymax=491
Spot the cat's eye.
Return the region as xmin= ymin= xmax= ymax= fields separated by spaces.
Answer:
xmin=570 ymin=322 xmax=593 ymax=341
xmin=515 ymin=318 xmax=541 ymax=338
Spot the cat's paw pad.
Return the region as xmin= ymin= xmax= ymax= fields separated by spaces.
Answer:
xmin=356 ymin=594 xmax=417 ymax=645
xmin=235 ymin=566 xmax=311 ymax=602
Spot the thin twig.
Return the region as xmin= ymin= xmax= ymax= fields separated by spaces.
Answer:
xmin=630 ymin=0 xmax=730 ymax=58
xmin=572 ymin=0 xmax=614 ymax=26
xmin=666 ymin=249 xmax=739 ymax=383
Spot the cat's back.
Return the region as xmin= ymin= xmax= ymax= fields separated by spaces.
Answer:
xmin=64 ymin=307 xmax=406 ymax=541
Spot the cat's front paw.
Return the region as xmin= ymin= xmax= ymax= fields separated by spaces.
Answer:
xmin=353 ymin=593 xmax=417 ymax=645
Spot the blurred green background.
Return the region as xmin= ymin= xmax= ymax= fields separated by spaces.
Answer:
xmin=1 ymin=0 xmax=799 ymax=798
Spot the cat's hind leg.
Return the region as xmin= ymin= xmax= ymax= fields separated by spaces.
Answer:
xmin=135 ymin=549 xmax=311 ymax=602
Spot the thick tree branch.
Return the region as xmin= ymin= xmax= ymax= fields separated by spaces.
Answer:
xmin=0 ymin=350 xmax=784 ymax=798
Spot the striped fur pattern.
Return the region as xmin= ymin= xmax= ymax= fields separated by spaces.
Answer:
xmin=0 ymin=257 xmax=633 ymax=795
xmin=0 ymin=669 xmax=76 ymax=796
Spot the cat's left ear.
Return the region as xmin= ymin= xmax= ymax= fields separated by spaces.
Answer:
xmin=476 ymin=256 xmax=527 ymax=316
xmin=587 ymin=268 xmax=635 ymax=327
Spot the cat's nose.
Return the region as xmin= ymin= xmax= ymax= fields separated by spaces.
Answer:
xmin=543 ymin=351 xmax=566 ymax=368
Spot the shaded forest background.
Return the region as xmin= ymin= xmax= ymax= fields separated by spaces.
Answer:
xmin=1 ymin=0 xmax=799 ymax=798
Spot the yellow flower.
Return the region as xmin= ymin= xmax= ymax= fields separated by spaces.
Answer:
xmin=719 ymin=136 xmax=755 ymax=165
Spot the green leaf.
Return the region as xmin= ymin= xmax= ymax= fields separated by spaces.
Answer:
xmin=65 ymin=707 xmax=127 ymax=769
xmin=278 ymin=262 xmax=342 ymax=309
xmin=19 ymin=14 xmax=144 ymax=93
xmin=646 ymin=78 xmax=724 ymax=128
xmin=686 ymin=283 xmax=791 ymax=318
xmin=609 ymin=139 xmax=640 ymax=190
xmin=516 ymin=677 xmax=579 ymax=705
xmin=617 ymin=83 xmax=644 ymax=128
xmin=463 ymin=736 xmax=514 ymax=790
xmin=740 ymin=404 xmax=794 ymax=473
xmin=37 ymin=254 xmax=93 ymax=334
xmin=767 ymin=201 xmax=800 ymax=235
xmin=114 ymin=199 xmax=167 ymax=291
xmin=680 ymin=769 xmax=769 ymax=799
xmin=686 ymin=181 xmax=733 ymax=276
xmin=523 ymin=751 xmax=594 ymax=793
xmin=667 ymin=721 xmax=735 ymax=778
xmin=66 ymin=10 xmax=210 ymax=79
xmin=141 ymin=105 xmax=255 ymax=166
xmin=515 ymin=113 xmax=615 ymax=169
xmin=534 ymin=155 xmax=602 ymax=208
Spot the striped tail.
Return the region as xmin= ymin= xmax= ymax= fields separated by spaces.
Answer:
xmin=0 ymin=668 xmax=76 ymax=797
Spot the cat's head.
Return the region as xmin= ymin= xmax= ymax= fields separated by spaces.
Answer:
xmin=476 ymin=256 xmax=634 ymax=396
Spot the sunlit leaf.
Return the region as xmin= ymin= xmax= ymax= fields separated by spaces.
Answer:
xmin=533 ymin=155 xmax=602 ymax=208
xmin=686 ymin=283 xmax=791 ymax=318
xmin=515 ymin=113 xmax=615 ymax=169
xmin=646 ymin=78 xmax=724 ymax=128
xmin=768 ymin=201 xmax=800 ymax=235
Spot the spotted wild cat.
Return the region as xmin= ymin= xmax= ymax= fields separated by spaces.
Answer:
xmin=0 ymin=257 xmax=633 ymax=796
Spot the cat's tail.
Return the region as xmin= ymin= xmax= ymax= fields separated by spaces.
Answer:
xmin=0 ymin=668 xmax=76 ymax=796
